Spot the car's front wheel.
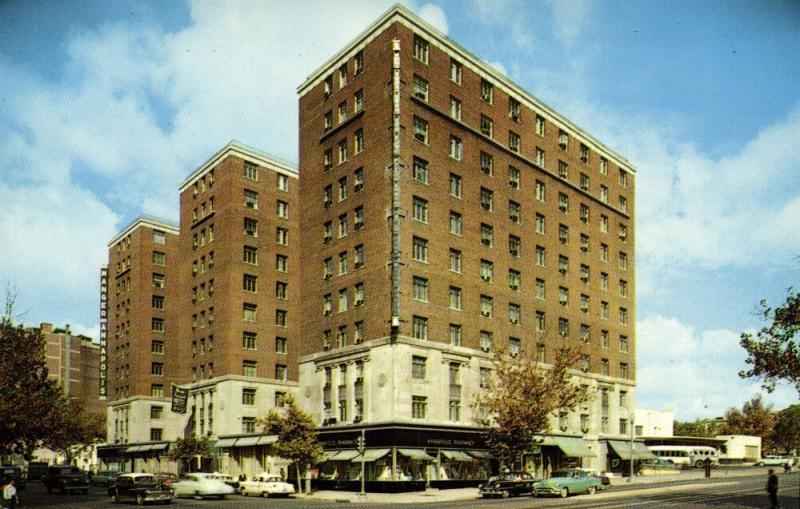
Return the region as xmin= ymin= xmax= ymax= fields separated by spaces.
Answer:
xmin=560 ymin=487 xmax=569 ymax=498
xmin=588 ymin=486 xmax=597 ymax=495
xmin=136 ymin=494 xmax=145 ymax=506
xmin=113 ymin=490 xmax=121 ymax=503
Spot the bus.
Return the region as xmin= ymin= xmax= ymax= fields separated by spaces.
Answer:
xmin=647 ymin=446 xmax=720 ymax=468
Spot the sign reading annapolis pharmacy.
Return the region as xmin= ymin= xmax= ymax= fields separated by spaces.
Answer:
xmin=319 ymin=426 xmax=487 ymax=449
xmin=171 ymin=385 xmax=189 ymax=414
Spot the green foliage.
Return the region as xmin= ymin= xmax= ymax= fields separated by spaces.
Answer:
xmin=166 ymin=434 xmax=214 ymax=464
xmin=772 ymin=404 xmax=800 ymax=454
xmin=474 ymin=346 xmax=590 ymax=468
xmin=0 ymin=315 xmax=83 ymax=458
xmin=673 ymin=419 xmax=721 ymax=438
xmin=260 ymin=395 xmax=323 ymax=492
xmin=719 ymin=396 xmax=778 ymax=452
xmin=739 ymin=289 xmax=800 ymax=394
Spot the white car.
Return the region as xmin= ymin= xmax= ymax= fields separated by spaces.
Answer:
xmin=239 ymin=473 xmax=296 ymax=498
xmin=756 ymin=456 xmax=795 ymax=467
xmin=170 ymin=473 xmax=235 ymax=499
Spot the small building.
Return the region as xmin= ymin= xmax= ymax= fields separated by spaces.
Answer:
xmin=716 ymin=435 xmax=761 ymax=464
xmin=634 ymin=407 xmax=674 ymax=437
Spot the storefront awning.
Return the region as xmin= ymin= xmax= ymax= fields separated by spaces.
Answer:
xmin=397 ymin=448 xmax=434 ymax=461
xmin=149 ymin=443 xmax=169 ymax=451
xmin=329 ymin=450 xmax=360 ymax=461
xmin=257 ymin=435 xmax=277 ymax=445
xmin=321 ymin=450 xmax=341 ymax=461
xmin=125 ymin=445 xmax=146 ymax=453
xmin=466 ymin=450 xmax=493 ymax=459
xmin=214 ymin=437 xmax=238 ymax=448
xmin=608 ymin=440 xmax=656 ymax=460
xmin=552 ymin=436 xmax=595 ymax=458
xmin=234 ymin=436 xmax=261 ymax=447
xmin=351 ymin=448 xmax=391 ymax=463
xmin=440 ymin=450 xmax=474 ymax=461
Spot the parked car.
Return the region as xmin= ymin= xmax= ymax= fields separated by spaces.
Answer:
xmin=578 ymin=468 xmax=612 ymax=488
xmin=756 ymin=455 xmax=795 ymax=467
xmin=108 ymin=473 xmax=172 ymax=505
xmin=0 ymin=466 xmax=26 ymax=490
xmin=26 ymin=461 xmax=48 ymax=481
xmin=239 ymin=473 xmax=295 ymax=498
xmin=533 ymin=469 xmax=602 ymax=498
xmin=478 ymin=471 xmax=536 ymax=498
xmin=92 ymin=471 xmax=122 ymax=487
xmin=170 ymin=473 xmax=234 ymax=499
xmin=42 ymin=465 xmax=90 ymax=494
xmin=154 ymin=472 xmax=177 ymax=487
xmin=207 ymin=473 xmax=238 ymax=490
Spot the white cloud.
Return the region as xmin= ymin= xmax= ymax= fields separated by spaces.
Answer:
xmin=488 ymin=60 xmax=508 ymax=75
xmin=545 ymin=0 xmax=598 ymax=48
xmin=636 ymin=314 xmax=798 ymax=419
xmin=416 ymin=3 xmax=448 ymax=34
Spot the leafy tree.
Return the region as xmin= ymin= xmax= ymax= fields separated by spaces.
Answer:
xmin=53 ymin=402 xmax=107 ymax=463
xmin=739 ymin=288 xmax=800 ymax=394
xmin=473 ymin=346 xmax=590 ymax=469
xmin=166 ymin=434 xmax=214 ymax=473
xmin=0 ymin=309 xmax=78 ymax=458
xmin=673 ymin=419 xmax=721 ymax=438
xmin=772 ymin=404 xmax=800 ymax=454
xmin=260 ymin=395 xmax=323 ymax=493
xmin=719 ymin=396 xmax=778 ymax=452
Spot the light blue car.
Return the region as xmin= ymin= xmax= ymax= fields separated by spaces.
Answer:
xmin=532 ymin=469 xmax=602 ymax=498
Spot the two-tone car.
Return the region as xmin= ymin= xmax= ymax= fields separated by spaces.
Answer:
xmin=92 ymin=470 xmax=122 ymax=487
xmin=478 ymin=471 xmax=536 ymax=498
xmin=108 ymin=473 xmax=172 ymax=505
xmin=756 ymin=455 xmax=795 ymax=467
xmin=533 ymin=469 xmax=602 ymax=498
xmin=239 ymin=473 xmax=295 ymax=498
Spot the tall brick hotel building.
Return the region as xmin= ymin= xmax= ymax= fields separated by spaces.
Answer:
xmin=100 ymin=5 xmax=638 ymax=487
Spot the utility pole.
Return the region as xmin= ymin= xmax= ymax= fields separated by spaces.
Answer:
xmin=629 ymin=417 xmax=635 ymax=479
xmin=357 ymin=429 xmax=366 ymax=496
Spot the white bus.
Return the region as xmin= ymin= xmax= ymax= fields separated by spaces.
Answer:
xmin=647 ymin=445 xmax=720 ymax=468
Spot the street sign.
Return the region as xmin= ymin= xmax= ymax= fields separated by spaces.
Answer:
xmin=171 ymin=385 xmax=189 ymax=414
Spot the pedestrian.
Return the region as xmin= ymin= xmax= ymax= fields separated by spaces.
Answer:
xmin=766 ymin=468 xmax=779 ymax=509
xmin=704 ymin=457 xmax=711 ymax=478
xmin=2 ymin=478 xmax=18 ymax=509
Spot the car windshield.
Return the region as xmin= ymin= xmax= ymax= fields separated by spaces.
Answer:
xmin=135 ymin=476 xmax=157 ymax=485
xmin=551 ymin=470 xmax=577 ymax=478
xmin=58 ymin=467 xmax=81 ymax=475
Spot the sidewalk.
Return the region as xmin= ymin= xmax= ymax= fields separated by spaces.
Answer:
xmin=609 ymin=465 xmax=768 ymax=486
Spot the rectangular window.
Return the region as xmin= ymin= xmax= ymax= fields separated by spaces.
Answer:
xmin=151 ymin=318 xmax=164 ymax=333
xmin=412 ymin=395 xmax=427 ymax=418
xmin=600 ymin=243 xmax=609 ymax=261
xmin=620 ymin=335 xmax=629 ymax=353
xmin=600 ymin=157 xmax=608 ymax=175
xmin=559 ymin=224 xmax=569 ymax=244
xmin=243 ymin=274 xmax=257 ymax=293
xmin=244 ymin=161 xmax=259 ymax=180
xmin=508 ymin=303 xmax=521 ymax=325
xmin=580 ymin=172 xmax=590 ymax=191
xmin=242 ymin=388 xmax=256 ymax=405
xmin=480 ymin=223 xmax=493 ymax=247
xmin=559 ymin=317 xmax=569 ymax=338
xmin=480 ymin=151 xmax=493 ymax=175
xmin=150 ymin=405 xmax=163 ymax=419
xmin=413 ymin=35 xmax=429 ymax=64
xmin=619 ymin=169 xmax=629 ymax=187
xmin=354 ymin=89 xmax=364 ymax=113
xmin=536 ymin=115 xmax=546 ymax=136
xmin=276 ymin=227 xmax=289 ymax=245
xmin=449 ymin=96 xmax=462 ymax=120
xmin=449 ymin=324 xmax=462 ymax=346
xmin=509 ymin=201 xmax=520 ymax=223
xmin=620 ymin=363 xmax=629 ymax=379
xmin=152 ymin=295 xmax=164 ymax=310
xmin=413 ymin=196 xmax=428 ymax=222
xmin=536 ymin=245 xmax=545 ymax=266
xmin=449 ymin=173 xmax=462 ymax=197
xmin=243 ymin=303 xmax=257 ymax=322
xmin=275 ymin=309 xmax=287 ymax=327
xmin=449 ymin=248 xmax=462 ymax=273
xmin=338 ymin=139 xmax=348 ymax=163
xmin=480 ymin=259 xmax=494 ymax=282
xmin=580 ymin=143 xmax=590 ymax=162
xmin=354 ymin=129 xmax=364 ymax=154
xmin=535 ymin=213 xmax=545 ymax=234
xmin=509 ymin=131 xmax=520 ymax=153
xmin=619 ymin=307 xmax=628 ymax=325
xmin=243 ymin=331 xmax=257 ymax=350
xmin=413 ymin=157 xmax=429 ymax=184
xmin=242 ymin=417 xmax=256 ymax=434
xmin=243 ymin=246 xmax=258 ymax=265
xmin=277 ymin=173 xmax=289 ymax=192
xmin=480 ymin=79 xmax=493 ymax=103
xmin=354 ymin=244 xmax=365 ymax=268
xmin=276 ymin=281 xmax=288 ymax=300
xmin=600 ymin=272 xmax=609 ymax=290
xmin=620 ymin=279 xmax=629 ymax=297
xmin=413 ymin=116 xmax=429 ymax=144
xmin=535 ymin=278 xmax=545 ymax=299
xmin=151 ymin=362 xmax=164 ymax=376
xmin=619 ymin=252 xmax=628 ymax=270
xmin=339 ymin=64 xmax=347 ymax=88
xmin=480 ymin=115 xmax=493 ymax=138
xmin=354 ymin=283 xmax=364 ymax=306
xmin=600 ymin=185 xmax=608 ymax=203
xmin=412 ymin=236 xmax=428 ymax=262
xmin=601 ymin=330 xmax=610 ymax=348
xmin=151 ymin=340 xmax=164 ymax=354
xmin=449 ymin=211 xmax=462 ymax=235
xmin=275 ymin=364 xmax=288 ymax=381
xmin=480 ymin=187 xmax=493 ymax=211
xmin=450 ymin=59 xmax=462 ymax=84
xmin=152 ymin=251 xmax=165 ymax=266
xmin=413 ymin=75 xmax=429 ymax=101
xmin=412 ymin=276 xmax=429 ymax=302
xmin=244 ymin=189 xmax=258 ymax=209
xmin=412 ymin=316 xmax=428 ymax=340
xmin=559 ymin=192 xmax=569 ymax=213
xmin=244 ymin=217 xmax=258 ymax=237
xmin=536 ymin=311 xmax=546 ymax=332
xmin=480 ymin=330 xmax=493 ymax=352
xmin=509 ymin=269 xmax=521 ymax=291
xmin=324 ymin=148 xmax=333 ymax=171
xmin=509 ymin=235 xmax=521 ymax=257
xmin=152 ymin=273 xmax=165 ymax=288
xmin=243 ymin=360 xmax=257 ymax=377
xmin=412 ymin=356 xmax=427 ymax=379
xmin=354 ymin=321 xmax=364 ymax=344
xmin=509 ymin=97 xmax=521 ymax=121
xmin=354 ymin=51 xmax=364 ymax=75
xmin=449 ymin=286 xmax=462 ymax=310
xmin=338 ymin=214 xmax=348 ymax=238
xmin=338 ymin=288 xmax=348 ymax=312
xmin=449 ymin=135 xmax=463 ymax=160
xmin=480 ymin=295 xmax=493 ymax=317
xmin=153 ymin=230 xmax=166 ymax=244
xmin=509 ymin=166 xmax=520 ymax=188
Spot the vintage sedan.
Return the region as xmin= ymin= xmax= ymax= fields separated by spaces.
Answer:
xmin=108 ymin=473 xmax=173 ymax=505
xmin=478 ymin=471 xmax=536 ymax=498
xmin=92 ymin=470 xmax=122 ymax=487
xmin=239 ymin=473 xmax=295 ymax=498
xmin=533 ymin=469 xmax=602 ymax=498
xmin=170 ymin=473 xmax=234 ymax=499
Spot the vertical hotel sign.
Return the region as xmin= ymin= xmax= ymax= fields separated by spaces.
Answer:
xmin=99 ymin=266 xmax=108 ymax=398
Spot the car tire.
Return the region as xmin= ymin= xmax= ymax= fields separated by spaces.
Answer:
xmin=560 ymin=487 xmax=569 ymax=498
xmin=695 ymin=460 xmax=704 ymax=468
xmin=588 ymin=486 xmax=597 ymax=495
xmin=501 ymin=490 xmax=510 ymax=498
xmin=757 ymin=462 xmax=764 ymax=467
xmin=113 ymin=491 xmax=121 ymax=503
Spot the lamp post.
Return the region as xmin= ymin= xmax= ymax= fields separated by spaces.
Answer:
xmin=357 ymin=430 xmax=366 ymax=496
xmin=629 ymin=418 xmax=635 ymax=480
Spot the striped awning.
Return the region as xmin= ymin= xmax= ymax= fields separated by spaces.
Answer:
xmin=397 ymin=448 xmax=435 ymax=461
xmin=440 ymin=450 xmax=474 ymax=461
xmin=351 ymin=448 xmax=391 ymax=463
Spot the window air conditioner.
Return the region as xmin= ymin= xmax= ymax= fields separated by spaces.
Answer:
xmin=509 ymin=180 xmax=519 ymax=188
xmin=481 ymin=310 xmax=491 ymax=317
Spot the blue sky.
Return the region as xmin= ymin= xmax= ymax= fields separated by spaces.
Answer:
xmin=1 ymin=0 xmax=798 ymax=419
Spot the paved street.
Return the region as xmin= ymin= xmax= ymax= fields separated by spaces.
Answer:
xmin=11 ymin=469 xmax=799 ymax=508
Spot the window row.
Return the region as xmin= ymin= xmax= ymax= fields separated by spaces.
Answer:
xmin=242 ymin=304 xmax=288 ymax=327
xmin=323 ymin=167 xmax=364 ymax=207
xmin=323 ymin=128 xmax=364 ymax=171
xmin=191 ymin=224 xmax=215 ymax=249
xmin=322 ymin=50 xmax=363 ymax=99
xmin=323 ymin=90 xmax=365 ymax=131
xmin=322 ymin=321 xmax=365 ymax=349
xmin=323 ymin=284 xmax=365 ymax=315
xmin=323 ymin=207 xmax=364 ymax=243
xmin=243 ymin=160 xmax=290 ymax=192
xmin=241 ymin=332 xmax=288 ymax=354
xmin=323 ymin=245 xmax=365 ymax=278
